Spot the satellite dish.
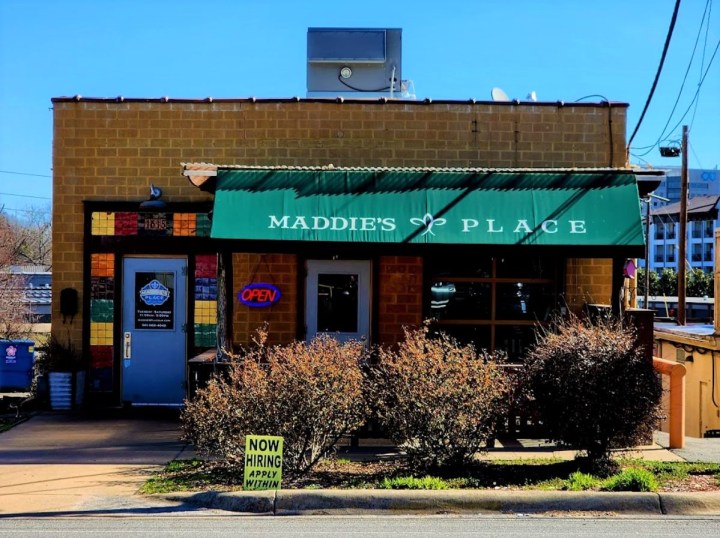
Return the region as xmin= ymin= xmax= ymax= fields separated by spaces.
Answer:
xmin=527 ymin=91 xmax=537 ymax=102
xmin=491 ymin=87 xmax=510 ymax=102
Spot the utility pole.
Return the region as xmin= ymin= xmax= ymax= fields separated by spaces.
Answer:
xmin=677 ymin=125 xmax=689 ymax=325
xmin=645 ymin=200 xmax=651 ymax=309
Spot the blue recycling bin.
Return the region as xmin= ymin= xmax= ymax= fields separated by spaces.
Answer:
xmin=0 ymin=340 xmax=35 ymax=392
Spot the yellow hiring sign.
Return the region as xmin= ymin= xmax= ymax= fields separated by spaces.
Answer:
xmin=243 ymin=435 xmax=284 ymax=490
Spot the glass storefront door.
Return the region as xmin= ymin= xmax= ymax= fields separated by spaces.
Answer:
xmin=305 ymin=260 xmax=371 ymax=343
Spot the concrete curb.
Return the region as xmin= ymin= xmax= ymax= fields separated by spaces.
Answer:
xmin=158 ymin=490 xmax=720 ymax=515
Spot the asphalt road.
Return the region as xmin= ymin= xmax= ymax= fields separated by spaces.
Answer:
xmin=0 ymin=516 xmax=719 ymax=537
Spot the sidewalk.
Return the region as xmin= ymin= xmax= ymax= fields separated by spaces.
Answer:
xmin=0 ymin=410 xmax=196 ymax=516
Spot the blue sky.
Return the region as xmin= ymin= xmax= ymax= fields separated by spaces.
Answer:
xmin=1 ymin=0 xmax=718 ymax=218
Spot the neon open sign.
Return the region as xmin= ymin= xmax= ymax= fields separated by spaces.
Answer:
xmin=238 ymin=283 xmax=282 ymax=308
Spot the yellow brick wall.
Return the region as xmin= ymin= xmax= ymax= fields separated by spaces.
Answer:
xmin=231 ymin=253 xmax=297 ymax=347
xmin=52 ymin=99 xmax=628 ymax=350
xmin=564 ymin=258 xmax=614 ymax=311
xmin=378 ymin=256 xmax=424 ymax=345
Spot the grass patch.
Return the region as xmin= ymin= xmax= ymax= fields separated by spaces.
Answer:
xmin=140 ymin=457 xmax=720 ymax=494
xmin=602 ymin=468 xmax=659 ymax=492
xmin=139 ymin=459 xmax=242 ymax=494
xmin=564 ymin=472 xmax=601 ymax=491
xmin=378 ymin=476 xmax=449 ymax=490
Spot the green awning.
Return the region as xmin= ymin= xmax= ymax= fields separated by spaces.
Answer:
xmin=210 ymin=169 xmax=644 ymax=246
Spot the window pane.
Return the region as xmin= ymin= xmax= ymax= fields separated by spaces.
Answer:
xmin=135 ymin=271 xmax=174 ymax=330
xmin=654 ymin=223 xmax=664 ymax=240
xmin=496 ymin=282 xmax=556 ymax=321
xmin=692 ymin=222 xmax=702 ymax=238
xmin=431 ymin=324 xmax=491 ymax=353
xmin=317 ymin=273 xmax=358 ymax=332
xmin=429 ymin=256 xmax=492 ymax=278
xmin=429 ymin=281 xmax=491 ymax=320
xmin=496 ymin=255 xmax=555 ymax=279
xmin=692 ymin=244 xmax=702 ymax=262
xmin=705 ymin=221 xmax=714 ymax=237
xmin=495 ymin=325 xmax=536 ymax=362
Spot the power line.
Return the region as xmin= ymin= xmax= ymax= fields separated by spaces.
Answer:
xmin=690 ymin=0 xmax=714 ymax=131
xmin=0 ymin=207 xmax=40 ymax=215
xmin=631 ymin=0 xmax=711 ymax=155
xmin=627 ymin=0 xmax=683 ymax=150
xmin=634 ymin=36 xmax=720 ymax=157
xmin=0 ymin=170 xmax=52 ymax=178
xmin=0 ymin=191 xmax=51 ymax=200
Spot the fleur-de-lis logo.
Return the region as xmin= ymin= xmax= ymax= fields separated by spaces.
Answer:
xmin=410 ymin=213 xmax=447 ymax=236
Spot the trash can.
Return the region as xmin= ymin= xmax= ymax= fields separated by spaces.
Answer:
xmin=0 ymin=340 xmax=35 ymax=392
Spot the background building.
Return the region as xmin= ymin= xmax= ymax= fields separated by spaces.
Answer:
xmin=645 ymin=167 xmax=720 ymax=274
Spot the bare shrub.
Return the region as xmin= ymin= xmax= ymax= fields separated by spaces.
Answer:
xmin=371 ymin=324 xmax=511 ymax=470
xmin=182 ymin=330 xmax=368 ymax=476
xmin=523 ymin=315 xmax=662 ymax=473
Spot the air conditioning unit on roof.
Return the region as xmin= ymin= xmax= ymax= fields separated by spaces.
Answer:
xmin=306 ymin=28 xmax=403 ymax=99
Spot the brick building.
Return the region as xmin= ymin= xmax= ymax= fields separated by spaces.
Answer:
xmin=51 ymin=96 xmax=661 ymax=406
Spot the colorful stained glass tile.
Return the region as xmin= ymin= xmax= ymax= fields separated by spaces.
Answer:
xmin=90 ymin=299 xmax=114 ymax=322
xmin=89 ymin=367 xmax=113 ymax=392
xmin=91 ymin=212 xmax=115 ymax=236
xmin=196 ymin=214 xmax=211 ymax=237
xmin=90 ymin=345 xmax=113 ymax=368
xmin=91 ymin=253 xmax=115 ymax=277
xmin=90 ymin=322 xmax=114 ymax=346
xmin=195 ymin=255 xmax=217 ymax=278
xmin=194 ymin=324 xmax=217 ymax=347
xmin=91 ymin=276 xmax=115 ymax=299
xmin=173 ymin=213 xmax=197 ymax=236
xmin=195 ymin=278 xmax=218 ymax=300
xmin=115 ymin=212 xmax=138 ymax=235
xmin=194 ymin=300 xmax=217 ymax=325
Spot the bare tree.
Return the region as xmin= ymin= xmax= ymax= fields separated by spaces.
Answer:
xmin=0 ymin=210 xmax=33 ymax=339
xmin=11 ymin=205 xmax=52 ymax=267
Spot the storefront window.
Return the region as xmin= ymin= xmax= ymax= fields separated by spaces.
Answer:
xmin=426 ymin=254 xmax=559 ymax=363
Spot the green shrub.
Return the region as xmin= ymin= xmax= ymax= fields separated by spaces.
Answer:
xmin=182 ymin=330 xmax=368 ymax=476
xmin=603 ymin=468 xmax=659 ymax=492
xmin=371 ymin=324 xmax=511 ymax=470
xmin=378 ymin=476 xmax=449 ymax=490
xmin=523 ymin=316 xmax=662 ymax=474
xmin=564 ymin=471 xmax=600 ymax=491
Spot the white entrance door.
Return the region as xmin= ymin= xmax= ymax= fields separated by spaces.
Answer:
xmin=305 ymin=260 xmax=371 ymax=343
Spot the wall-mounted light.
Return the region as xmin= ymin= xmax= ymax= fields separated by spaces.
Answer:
xmin=339 ymin=66 xmax=353 ymax=79
xmin=139 ymin=183 xmax=166 ymax=209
